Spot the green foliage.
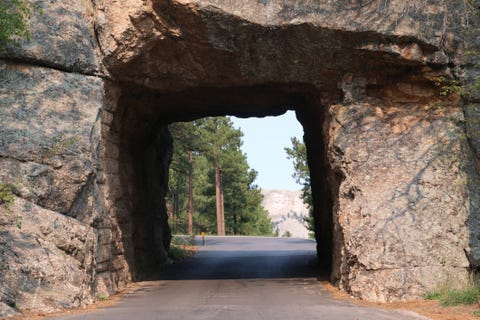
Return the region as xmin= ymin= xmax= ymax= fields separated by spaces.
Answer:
xmin=285 ymin=137 xmax=314 ymax=235
xmin=425 ymin=282 xmax=480 ymax=306
xmin=434 ymin=76 xmax=466 ymax=97
xmin=6 ymin=299 xmax=17 ymax=309
xmin=43 ymin=135 xmax=78 ymax=157
xmin=168 ymin=245 xmax=193 ymax=261
xmin=171 ymin=235 xmax=195 ymax=246
xmin=97 ymin=294 xmax=108 ymax=301
xmin=282 ymin=230 xmax=292 ymax=238
xmin=424 ymin=291 xmax=442 ymax=300
xmin=0 ymin=183 xmax=14 ymax=206
xmin=427 ymin=3 xmax=480 ymax=102
xmin=168 ymin=117 xmax=273 ymax=236
xmin=168 ymin=121 xmax=203 ymax=232
xmin=0 ymin=0 xmax=31 ymax=46
xmin=273 ymin=227 xmax=280 ymax=237
xmin=461 ymin=1 xmax=480 ymax=100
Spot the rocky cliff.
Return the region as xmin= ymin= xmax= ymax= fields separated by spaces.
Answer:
xmin=1 ymin=0 xmax=479 ymax=316
xmin=261 ymin=189 xmax=309 ymax=238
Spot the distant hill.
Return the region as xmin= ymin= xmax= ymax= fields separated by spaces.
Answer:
xmin=261 ymin=189 xmax=310 ymax=238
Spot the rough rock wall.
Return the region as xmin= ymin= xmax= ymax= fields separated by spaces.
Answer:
xmin=0 ymin=61 xmax=103 ymax=313
xmin=0 ymin=0 xmax=132 ymax=316
xmin=93 ymin=0 xmax=466 ymax=93
xmin=327 ymin=97 xmax=480 ymax=301
xmin=1 ymin=0 xmax=480 ymax=315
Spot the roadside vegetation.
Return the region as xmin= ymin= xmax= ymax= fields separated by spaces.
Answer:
xmin=424 ymin=279 xmax=480 ymax=318
xmin=425 ymin=3 xmax=480 ymax=316
xmin=425 ymin=283 xmax=480 ymax=307
xmin=168 ymin=235 xmax=197 ymax=261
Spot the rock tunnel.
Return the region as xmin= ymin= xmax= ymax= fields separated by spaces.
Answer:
xmin=96 ymin=0 xmax=480 ymax=302
xmin=1 ymin=0 xmax=480 ymax=313
xmin=111 ymin=83 xmax=334 ymax=276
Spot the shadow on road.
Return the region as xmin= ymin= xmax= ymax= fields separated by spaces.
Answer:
xmin=153 ymin=250 xmax=320 ymax=280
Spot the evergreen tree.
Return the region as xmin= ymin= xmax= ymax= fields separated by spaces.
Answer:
xmin=168 ymin=116 xmax=272 ymax=236
xmin=168 ymin=121 xmax=205 ymax=234
xmin=285 ymin=137 xmax=314 ymax=237
xmin=196 ymin=117 xmax=243 ymax=236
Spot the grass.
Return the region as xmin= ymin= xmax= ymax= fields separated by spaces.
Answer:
xmin=425 ymin=281 xmax=480 ymax=317
xmin=0 ymin=183 xmax=14 ymax=206
xmin=97 ymin=294 xmax=108 ymax=301
xmin=171 ymin=234 xmax=195 ymax=246
xmin=168 ymin=235 xmax=196 ymax=261
xmin=168 ymin=245 xmax=193 ymax=260
xmin=425 ymin=285 xmax=480 ymax=306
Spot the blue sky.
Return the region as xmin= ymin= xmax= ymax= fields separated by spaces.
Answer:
xmin=231 ymin=111 xmax=304 ymax=191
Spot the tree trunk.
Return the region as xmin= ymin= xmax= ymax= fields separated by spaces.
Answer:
xmin=233 ymin=213 xmax=237 ymax=235
xmin=187 ymin=151 xmax=193 ymax=235
xmin=215 ymin=165 xmax=225 ymax=235
xmin=219 ymin=171 xmax=225 ymax=235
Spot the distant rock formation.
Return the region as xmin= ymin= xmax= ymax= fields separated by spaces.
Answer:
xmin=261 ymin=189 xmax=310 ymax=239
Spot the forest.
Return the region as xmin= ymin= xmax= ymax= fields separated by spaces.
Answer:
xmin=167 ymin=117 xmax=273 ymax=236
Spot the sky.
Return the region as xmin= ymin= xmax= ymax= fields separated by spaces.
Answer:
xmin=231 ymin=111 xmax=304 ymax=191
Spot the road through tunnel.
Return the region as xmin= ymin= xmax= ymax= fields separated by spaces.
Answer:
xmin=109 ymin=84 xmax=336 ymax=279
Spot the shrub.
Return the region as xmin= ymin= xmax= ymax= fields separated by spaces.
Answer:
xmin=425 ymin=282 xmax=480 ymax=306
xmin=0 ymin=0 xmax=31 ymax=46
xmin=0 ymin=183 xmax=14 ymax=206
xmin=168 ymin=245 xmax=192 ymax=261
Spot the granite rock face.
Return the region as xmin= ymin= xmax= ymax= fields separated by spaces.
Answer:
xmin=92 ymin=0 xmax=467 ymax=103
xmin=0 ymin=199 xmax=96 ymax=313
xmin=327 ymin=100 xmax=480 ymax=301
xmin=1 ymin=0 xmax=99 ymax=74
xmin=1 ymin=0 xmax=480 ymax=315
xmin=0 ymin=61 xmax=105 ymax=313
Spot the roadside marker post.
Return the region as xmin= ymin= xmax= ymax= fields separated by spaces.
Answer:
xmin=201 ymin=232 xmax=205 ymax=246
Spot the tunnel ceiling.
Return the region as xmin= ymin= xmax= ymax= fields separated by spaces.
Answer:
xmin=97 ymin=0 xmax=461 ymax=107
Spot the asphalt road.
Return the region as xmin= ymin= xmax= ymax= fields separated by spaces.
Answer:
xmin=50 ymin=236 xmax=427 ymax=320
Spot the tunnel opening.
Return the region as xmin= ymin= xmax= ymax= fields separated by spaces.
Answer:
xmin=166 ymin=112 xmax=308 ymax=238
xmin=105 ymin=83 xmax=338 ymax=281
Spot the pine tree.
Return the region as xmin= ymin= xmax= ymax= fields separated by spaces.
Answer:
xmin=197 ymin=117 xmax=243 ymax=235
xmin=285 ymin=137 xmax=314 ymax=236
xmin=169 ymin=116 xmax=273 ymax=236
xmin=168 ymin=121 xmax=204 ymax=234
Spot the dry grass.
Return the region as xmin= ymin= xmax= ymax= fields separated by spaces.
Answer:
xmin=321 ymin=281 xmax=480 ymax=320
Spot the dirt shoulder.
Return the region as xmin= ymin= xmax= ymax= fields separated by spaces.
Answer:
xmin=321 ymin=281 xmax=479 ymax=320
xmin=8 ymin=268 xmax=478 ymax=320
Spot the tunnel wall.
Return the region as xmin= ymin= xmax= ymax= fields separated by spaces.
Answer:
xmin=326 ymin=97 xmax=480 ymax=301
xmin=1 ymin=0 xmax=480 ymax=315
